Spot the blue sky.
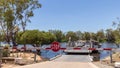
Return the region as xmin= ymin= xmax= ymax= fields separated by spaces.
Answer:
xmin=26 ymin=0 xmax=120 ymax=32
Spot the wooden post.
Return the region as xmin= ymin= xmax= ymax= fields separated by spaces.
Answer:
xmin=34 ymin=44 xmax=37 ymax=62
xmin=110 ymin=51 xmax=113 ymax=63
xmin=34 ymin=52 xmax=37 ymax=62
xmin=0 ymin=49 xmax=2 ymax=68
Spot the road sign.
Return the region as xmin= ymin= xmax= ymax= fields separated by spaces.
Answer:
xmin=51 ymin=41 xmax=60 ymax=52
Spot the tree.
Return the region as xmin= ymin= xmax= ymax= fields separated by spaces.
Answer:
xmin=42 ymin=32 xmax=56 ymax=44
xmin=112 ymin=17 xmax=120 ymax=31
xmin=75 ymin=31 xmax=82 ymax=40
xmin=96 ymin=29 xmax=106 ymax=42
xmin=0 ymin=0 xmax=41 ymax=46
xmin=91 ymin=32 xmax=97 ymax=41
xmin=49 ymin=30 xmax=63 ymax=42
xmin=83 ymin=32 xmax=91 ymax=40
xmin=66 ymin=31 xmax=79 ymax=41
xmin=61 ymin=34 xmax=67 ymax=42
xmin=112 ymin=17 xmax=120 ymax=46
xmin=113 ymin=30 xmax=120 ymax=46
xmin=106 ymin=29 xmax=115 ymax=43
xmin=17 ymin=30 xmax=56 ymax=45
xmin=17 ymin=30 xmax=43 ymax=46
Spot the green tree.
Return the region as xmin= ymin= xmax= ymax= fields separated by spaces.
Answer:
xmin=18 ymin=30 xmax=43 ymax=46
xmin=61 ymin=34 xmax=67 ymax=42
xmin=91 ymin=32 xmax=97 ymax=41
xmin=42 ymin=32 xmax=56 ymax=44
xmin=96 ymin=29 xmax=106 ymax=42
xmin=83 ymin=32 xmax=91 ymax=40
xmin=66 ymin=31 xmax=79 ymax=41
xmin=49 ymin=30 xmax=63 ymax=42
xmin=0 ymin=0 xmax=41 ymax=46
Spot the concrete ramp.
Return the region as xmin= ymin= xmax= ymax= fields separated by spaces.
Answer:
xmin=52 ymin=55 xmax=91 ymax=62
xmin=13 ymin=55 xmax=98 ymax=68
xmin=13 ymin=61 xmax=98 ymax=68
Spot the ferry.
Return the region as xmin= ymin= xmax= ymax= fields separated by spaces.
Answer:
xmin=64 ymin=40 xmax=101 ymax=54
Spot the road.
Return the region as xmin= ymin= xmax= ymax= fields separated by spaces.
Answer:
xmin=14 ymin=55 xmax=99 ymax=68
xmin=52 ymin=55 xmax=92 ymax=62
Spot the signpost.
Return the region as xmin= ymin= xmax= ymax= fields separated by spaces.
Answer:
xmin=51 ymin=41 xmax=60 ymax=52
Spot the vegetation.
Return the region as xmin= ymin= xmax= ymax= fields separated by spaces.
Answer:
xmin=0 ymin=23 xmax=119 ymax=46
xmin=112 ymin=17 xmax=120 ymax=46
xmin=1 ymin=28 xmax=120 ymax=46
xmin=0 ymin=0 xmax=41 ymax=46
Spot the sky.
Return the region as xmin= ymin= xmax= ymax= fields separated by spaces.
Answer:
xmin=26 ymin=0 xmax=120 ymax=32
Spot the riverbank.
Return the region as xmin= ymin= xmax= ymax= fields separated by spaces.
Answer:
xmin=92 ymin=52 xmax=120 ymax=68
xmin=1 ymin=52 xmax=48 ymax=68
xmin=104 ymin=52 xmax=120 ymax=62
xmin=93 ymin=61 xmax=114 ymax=68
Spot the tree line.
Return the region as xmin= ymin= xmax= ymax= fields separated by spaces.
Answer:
xmin=0 ymin=29 xmax=114 ymax=46
xmin=15 ymin=28 xmax=120 ymax=46
xmin=0 ymin=28 xmax=120 ymax=46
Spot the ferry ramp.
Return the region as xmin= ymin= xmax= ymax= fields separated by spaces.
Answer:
xmin=13 ymin=55 xmax=99 ymax=68
xmin=52 ymin=55 xmax=92 ymax=62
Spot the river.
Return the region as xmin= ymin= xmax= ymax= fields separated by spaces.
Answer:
xmin=17 ymin=42 xmax=118 ymax=60
xmin=100 ymin=42 xmax=117 ymax=60
xmin=40 ymin=42 xmax=118 ymax=60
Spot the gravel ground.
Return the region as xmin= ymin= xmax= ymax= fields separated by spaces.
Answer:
xmin=1 ymin=52 xmax=44 ymax=68
xmin=93 ymin=61 xmax=114 ymax=68
xmin=1 ymin=63 xmax=19 ymax=68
